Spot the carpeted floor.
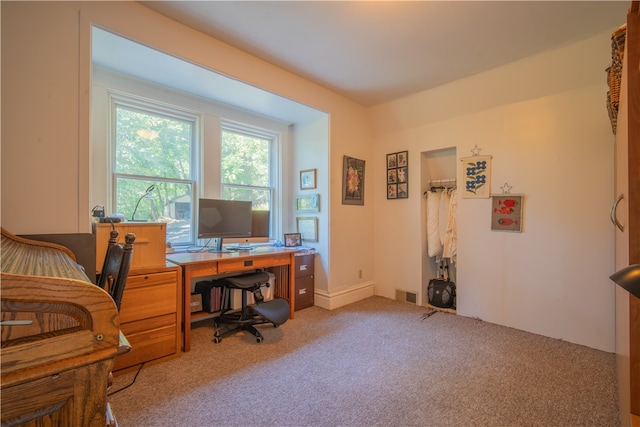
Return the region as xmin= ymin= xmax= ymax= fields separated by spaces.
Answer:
xmin=110 ymin=296 xmax=620 ymax=426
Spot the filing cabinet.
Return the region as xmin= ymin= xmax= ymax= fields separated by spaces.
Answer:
xmin=114 ymin=264 xmax=182 ymax=373
xmin=294 ymin=254 xmax=315 ymax=310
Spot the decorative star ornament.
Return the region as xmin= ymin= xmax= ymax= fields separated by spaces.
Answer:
xmin=470 ymin=145 xmax=482 ymax=156
xmin=500 ymin=182 xmax=513 ymax=194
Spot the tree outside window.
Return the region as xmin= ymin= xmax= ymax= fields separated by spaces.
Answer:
xmin=221 ymin=129 xmax=274 ymax=216
xmin=114 ymin=103 xmax=195 ymax=245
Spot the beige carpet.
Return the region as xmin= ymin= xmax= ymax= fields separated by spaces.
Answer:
xmin=110 ymin=296 xmax=619 ymax=426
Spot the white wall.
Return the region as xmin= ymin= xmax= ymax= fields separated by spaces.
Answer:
xmin=1 ymin=1 xmax=620 ymax=351
xmin=292 ymin=119 xmax=330 ymax=293
xmin=370 ymin=31 xmax=617 ymax=352
xmin=1 ymin=1 xmax=373 ymax=301
xmin=1 ymin=2 xmax=88 ymax=233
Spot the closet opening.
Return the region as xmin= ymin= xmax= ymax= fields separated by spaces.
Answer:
xmin=420 ymin=147 xmax=457 ymax=312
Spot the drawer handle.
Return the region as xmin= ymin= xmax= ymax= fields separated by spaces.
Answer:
xmin=244 ymin=260 xmax=253 ymax=267
xmin=0 ymin=320 xmax=33 ymax=326
xmin=610 ymin=193 xmax=624 ymax=232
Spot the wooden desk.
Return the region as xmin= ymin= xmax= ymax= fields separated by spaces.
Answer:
xmin=1 ymin=228 xmax=127 ymax=426
xmin=167 ymin=247 xmax=298 ymax=352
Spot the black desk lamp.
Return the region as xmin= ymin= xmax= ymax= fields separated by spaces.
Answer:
xmin=130 ymin=184 xmax=156 ymax=221
xmin=610 ymin=264 xmax=640 ymax=299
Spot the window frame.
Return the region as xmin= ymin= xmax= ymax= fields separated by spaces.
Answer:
xmin=109 ymin=93 xmax=198 ymax=245
xmin=102 ymin=84 xmax=287 ymax=248
xmin=220 ymin=122 xmax=278 ymax=227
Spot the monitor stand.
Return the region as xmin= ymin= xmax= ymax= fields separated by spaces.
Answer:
xmin=208 ymin=238 xmax=229 ymax=253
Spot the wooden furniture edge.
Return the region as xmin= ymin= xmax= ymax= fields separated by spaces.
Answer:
xmin=1 ymin=227 xmax=77 ymax=262
xmin=1 ymin=273 xmax=121 ymax=387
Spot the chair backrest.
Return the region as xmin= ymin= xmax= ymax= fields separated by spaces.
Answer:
xmin=96 ymin=230 xmax=135 ymax=311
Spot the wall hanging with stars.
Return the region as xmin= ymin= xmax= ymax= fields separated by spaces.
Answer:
xmin=491 ymin=193 xmax=523 ymax=233
xmin=460 ymin=145 xmax=492 ymax=199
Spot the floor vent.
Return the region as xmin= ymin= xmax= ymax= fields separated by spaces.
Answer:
xmin=395 ymin=289 xmax=418 ymax=305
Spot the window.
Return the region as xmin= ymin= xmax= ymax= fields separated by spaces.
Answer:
xmin=112 ymin=98 xmax=196 ymax=245
xmin=221 ymin=126 xmax=275 ymax=236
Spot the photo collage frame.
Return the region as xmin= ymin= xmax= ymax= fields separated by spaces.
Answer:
xmin=386 ymin=150 xmax=408 ymax=199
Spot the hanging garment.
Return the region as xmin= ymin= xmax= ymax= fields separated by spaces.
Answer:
xmin=443 ymin=189 xmax=457 ymax=262
xmin=438 ymin=190 xmax=450 ymax=245
xmin=426 ymin=190 xmax=443 ymax=258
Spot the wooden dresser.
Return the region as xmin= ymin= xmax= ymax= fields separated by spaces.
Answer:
xmin=114 ymin=264 xmax=181 ymax=373
xmin=93 ymin=223 xmax=182 ymax=374
xmin=1 ymin=228 xmax=127 ymax=426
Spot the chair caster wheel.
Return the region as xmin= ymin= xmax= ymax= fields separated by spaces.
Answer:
xmin=214 ymin=337 xmax=221 ymax=343
xmin=256 ymin=336 xmax=263 ymax=343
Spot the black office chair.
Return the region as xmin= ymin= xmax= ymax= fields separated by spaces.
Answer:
xmin=213 ymin=271 xmax=290 ymax=343
xmin=96 ymin=229 xmax=135 ymax=311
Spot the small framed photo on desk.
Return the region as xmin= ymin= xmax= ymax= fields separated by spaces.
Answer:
xmin=284 ymin=233 xmax=302 ymax=247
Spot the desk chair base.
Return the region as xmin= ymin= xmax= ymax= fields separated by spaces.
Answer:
xmin=213 ymin=313 xmax=272 ymax=343
xmin=212 ymin=272 xmax=290 ymax=344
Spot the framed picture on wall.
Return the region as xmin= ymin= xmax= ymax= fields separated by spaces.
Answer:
xmin=296 ymin=194 xmax=320 ymax=213
xmin=387 ymin=150 xmax=408 ymax=199
xmin=342 ymin=156 xmax=365 ymax=205
xmin=300 ymin=169 xmax=317 ymax=190
xmin=296 ymin=217 xmax=318 ymax=242
xmin=491 ymin=194 xmax=524 ymax=232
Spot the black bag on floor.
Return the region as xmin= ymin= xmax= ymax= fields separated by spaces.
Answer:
xmin=428 ymin=259 xmax=456 ymax=308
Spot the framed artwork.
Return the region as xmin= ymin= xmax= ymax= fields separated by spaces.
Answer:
xmin=300 ymin=169 xmax=317 ymax=190
xmin=461 ymin=155 xmax=492 ymax=198
xmin=342 ymin=155 xmax=365 ymax=205
xmin=491 ymin=194 xmax=524 ymax=232
xmin=296 ymin=194 xmax=320 ymax=213
xmin=297 ymin=217 xmax=318 ymax=242
xmin=284 ymin=232 xmax=302 ymax=247
xmin=387 ymin=150 xmax=408 ymax=199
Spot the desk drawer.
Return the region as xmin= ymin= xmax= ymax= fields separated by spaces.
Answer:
xmin=127 ymin=271 xmax=176 ymax=290
xmin=119 ymin=272 xmax=177 ymax=324
xmin=217 ymin=254 xmax=290 ymax=273
xmin=115 ymin=314 xmax=177 ymax=370
xmin=295 ymin=254 xmax=315 ymax=278
xmin=295 ymin=275 xmax=314 ymax=310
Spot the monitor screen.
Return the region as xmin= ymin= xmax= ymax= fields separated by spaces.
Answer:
xmin=220 ymin=210 xmax=270 ymax=246
xmin=251 ymin=210 xmax=270 ymax=238
xmin=197 ymin=199 xmax=252 ymax=239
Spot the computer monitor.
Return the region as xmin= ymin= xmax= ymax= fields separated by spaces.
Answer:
xmin=223 ymin=210 xmax=270 ymax=248
xmin=198 ymin=198 xmax=252 ymax=252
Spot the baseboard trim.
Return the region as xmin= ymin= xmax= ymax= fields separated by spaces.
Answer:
xmin=314 ymin=281 xmax=375 ymax=310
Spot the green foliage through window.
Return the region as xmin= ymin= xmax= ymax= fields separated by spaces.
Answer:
xmin=113 ymin=102 xmax=195 ymax=244
xmin=221 ymin=129 xmax=272 ymax=212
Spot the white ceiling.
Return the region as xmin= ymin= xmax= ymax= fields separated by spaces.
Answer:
xmin=92 ymin=27 xmax=326 ymax=123
xmin=139 ymin=1 xmax=629 ymax=106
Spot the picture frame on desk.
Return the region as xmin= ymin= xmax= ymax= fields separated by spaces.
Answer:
xmin=284 ymin=233 xmax=302 ymax=247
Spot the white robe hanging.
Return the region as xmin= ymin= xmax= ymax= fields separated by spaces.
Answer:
xmin=438 ymin=190 xmax=450 ymax=246
xmin=426 ymin=190 xmax=442 ymax=258
xmin=442 ymin=189 xmax=457 ymax=262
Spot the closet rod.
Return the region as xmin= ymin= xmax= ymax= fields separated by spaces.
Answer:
xmin=424 ymin=179 xmax=456 ymax=197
